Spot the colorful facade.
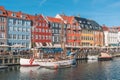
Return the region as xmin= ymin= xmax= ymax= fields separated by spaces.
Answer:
xmin=46 ymin=16 xmax=64 ymax=46
xmin=103 ymin=25 xmax=118 ymax=47
xmin=7 ymin=11 xmax=31 ymax=50
xmin=0 ymin=6 xmax=109 ymax=50
xmin=0 ymin=6 xmax=7 ymax=46
xmin=56 ymin=14 xmax=81 ymax=46
xmin=31 ymin=15 xmax=52 ymax=47
xmin=74 ymin=17 xmax=104 ymax=47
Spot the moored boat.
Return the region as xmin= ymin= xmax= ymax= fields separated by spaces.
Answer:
xmin=98 ymin=52 xmax=113 ymax=61
xmin=36 ymin=59 xmax=74 ymax=69
xmin=20 ymin=58 xmax=39 ymax=66
xmin=87 ymin=55 xmax=98 ymax=60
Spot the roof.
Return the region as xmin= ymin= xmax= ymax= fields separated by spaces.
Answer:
xmin=46 ymin=16 xmax=63 ymax=23
xmin=102 ymin=25 xmax=109 ymax=31
xmin=74 ymin=16 xmax=102 ymax=30
xmin=59 ymin=15 xmax=74 ymax=24
xmin=0 ymin=6 xmax=32 ymax=20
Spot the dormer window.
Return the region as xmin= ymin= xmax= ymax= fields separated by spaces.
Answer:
xmin=12 ymin=12 xmax=16 ymax=17
xmin=0 ymin=10 xmax=2 ymax=14
xmin=21 ymin=14 xmax=26 ymax=19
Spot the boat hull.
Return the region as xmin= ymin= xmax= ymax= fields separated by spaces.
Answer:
xmin=87 ymin=55 xmax=98 ymax=60
xmin=36 ymin=59 xmax=75 ymax=69
xmin=98 ymin=57 xmax=113 ymax=61
xmin=20 ymin=58 xmax=39 ymax=66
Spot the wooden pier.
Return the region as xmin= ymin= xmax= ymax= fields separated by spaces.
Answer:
xmin=0 ymin=55 xmax=20 ymax=66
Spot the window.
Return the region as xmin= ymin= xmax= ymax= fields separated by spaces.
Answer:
xmin=9 ymin=27 xmax=13 ymax=31
xmin=36 ymin=35 xmax=38 ymax=39
xmin=13 ymin=34 xmax=17 ymax=39
xmin=39 ymin=28 xmax=41 ymax=32
xmin=21 ymin=14 xmax=26 ymax=19
xmin=39 ymin=35 xmax=41 ymax=39
xmin=42 ymin=29 xmax=44 ymax=32
xmin=46 ymin=29 xmax=48 ymax=33
xmin=9 ymin=19 xmax=13 ymax=25
xmin=26 ymin=28 xmax=30 ymax=32
xmin=42 ymin=23 xmax=45 ymax=27
xmin=0 ymin=10 xmax=2 ymax=14
xmin=26 ymin=35 xmax=29 ymax=40
xmin=0 ymin=25 xmax=4 ymax=31
xmin=9 ymin=34 xmax=12 ymax=39
xmin=17 ymin=35 xmax=21 ymax=39
xmin=12 ymin=12 xmax=16 ymax=17
xmin=39 ymin=23 xmax=41 ymax=26
xmin=22 ymin=35 xmax=25 ymax=40
xmin=55 ymin=29 xmax=58 ymax=33
xmin=22 ymin=28 xmax=26 ymax=32
xmin=0 ymin=33 xmax=5 ymax=38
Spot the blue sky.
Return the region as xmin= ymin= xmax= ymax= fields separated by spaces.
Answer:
xmin=0 ymin=0 xmax=120 ymax=26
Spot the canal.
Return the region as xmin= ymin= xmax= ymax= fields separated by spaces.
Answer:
xmin=0 ymin=58 xmax=120 ymax=80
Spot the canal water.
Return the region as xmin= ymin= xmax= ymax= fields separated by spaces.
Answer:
xmin=0 ymin=58 xmax=120 ymax=80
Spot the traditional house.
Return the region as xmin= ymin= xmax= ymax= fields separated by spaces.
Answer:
xmin=30 ymin=14 xmax=52 ymax=48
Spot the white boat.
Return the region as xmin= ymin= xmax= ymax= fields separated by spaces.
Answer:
xmin=87 ymin=55 xmax=98 ymax=60
xmin=20 ymin=58 xmax=39 ymax=66
xmin=36 ymin=58 xmax=75 ymax=69
xmin=98 ymin=52 xmax=113 ymax=61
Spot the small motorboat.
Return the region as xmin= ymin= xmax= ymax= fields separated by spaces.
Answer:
xmin=98 ymin=52 xmax=113 ymax=61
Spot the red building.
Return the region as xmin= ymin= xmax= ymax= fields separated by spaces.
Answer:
xmin=31 ymin=15 xmax=52 ymax=47
xmin=56 ymin=14 xmax=81 ymax=46
xmin=0 ymin=6 xmax=7 ymax=46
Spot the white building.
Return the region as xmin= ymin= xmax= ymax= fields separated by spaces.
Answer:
xmin=103 ymin=26 xmax=118 ymax=47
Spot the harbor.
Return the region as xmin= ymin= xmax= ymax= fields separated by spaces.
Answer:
xmin=1 ymin=58 xmax=120 ymax=80
xmin=0 ymin=47 xmax=120 ymax=66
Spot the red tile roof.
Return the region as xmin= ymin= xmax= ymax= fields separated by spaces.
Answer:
xmin=46 ymin=16 xmax=63 ymax=23
xmin=102 ymin=25 xmax=109 ymax=31
xmin=0 ymin=6 xmax=32 ymax=20
xmin=0 ymin=6 xmax=7 ymax=16
xmin=59 ymin=15 xmax=74 ymax=24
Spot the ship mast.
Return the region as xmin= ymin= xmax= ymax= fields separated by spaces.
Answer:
xmin=60 ymin=21 xmax=66 ymax=57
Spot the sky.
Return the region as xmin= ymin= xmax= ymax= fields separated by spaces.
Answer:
xmin=0 ymin=0 xmax=120 ymax=27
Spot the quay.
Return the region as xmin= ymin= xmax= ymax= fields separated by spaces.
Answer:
xmin=0 ymin=48 xmax=120 ymax=66
xmin=0 ymin=55 xmax=20 ymax=66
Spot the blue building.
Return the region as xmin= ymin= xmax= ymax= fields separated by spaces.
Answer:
xmin=7 ymin=11 xmax=31 ymax=50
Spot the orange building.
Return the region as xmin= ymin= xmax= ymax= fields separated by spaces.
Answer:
xmin=56 ymin=14 xmax=81 ymax=46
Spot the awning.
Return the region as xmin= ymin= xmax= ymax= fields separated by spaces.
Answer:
xmin=41 ymin=48 xmax=63 ymax=54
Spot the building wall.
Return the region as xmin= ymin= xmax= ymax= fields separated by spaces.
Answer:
xmin=0 ymin=16 xmax=7 ymax=45
xmin=7 ymin=17 xmax=31 ymax=50
xmin=32 ymin=15 xmax=52 ymax=47
xmin=50 ymin=22 xmax=61 ymax=45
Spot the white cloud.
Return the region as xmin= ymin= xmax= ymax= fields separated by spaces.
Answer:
xmin=39 ymin=0 xmax=48 ymax=6
xmin=72 ymin=0 xmax=79 ymax=4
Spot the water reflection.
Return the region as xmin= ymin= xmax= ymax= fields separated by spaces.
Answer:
xmin=20 ymin=66 xmax=58 ymax=80
xmin=1 ymin=58 xmax=120 ymax=80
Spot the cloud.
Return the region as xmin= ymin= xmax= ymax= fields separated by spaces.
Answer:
xmin=73 ymin=0 xmax=79 ymax=4
xmin=39 ymin=0 xmax=48 ymax=6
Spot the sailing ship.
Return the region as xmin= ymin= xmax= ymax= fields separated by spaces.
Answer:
xmin=20 ymin=49 xmax=39 ymax=66
xmin=35 ymin=22 xmax=76 ymax=69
